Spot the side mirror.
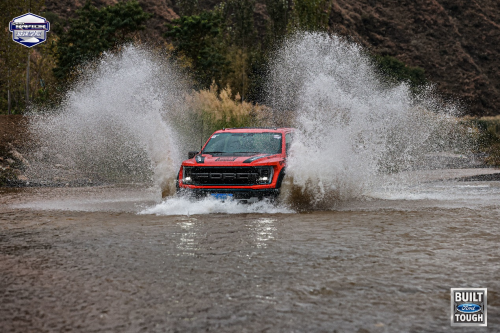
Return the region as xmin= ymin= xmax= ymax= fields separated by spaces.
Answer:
xmin=188 ymin=151 xmax=199 ymax=159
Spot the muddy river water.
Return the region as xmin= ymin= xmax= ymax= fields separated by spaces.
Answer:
xmin=1 ymin=175 xmax=500 ymax=332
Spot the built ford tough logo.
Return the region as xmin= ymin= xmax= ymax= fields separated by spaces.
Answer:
xmin=451 ymin=288 xmax=487 ymax=326
xmin=9 ymin=13 xmax=50 ymax=48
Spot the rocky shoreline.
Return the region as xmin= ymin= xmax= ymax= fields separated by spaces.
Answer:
xmin=0 ymin=115 xmax=106 ymax=188
xmin=0 ymin=147 xmax=101 ymax=188
xmin=0 ymin=115 xmax=29 ymax=186
xmin=0 ymin=147 xmax=105 ymax=188
xmin=0 ymin=144 xmax=29 ymax=186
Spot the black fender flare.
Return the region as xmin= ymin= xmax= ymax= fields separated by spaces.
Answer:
xmin=275 ymin=168 xmax=286 ymax=189
xmin=175 ymin=170 xmax=180 ymax=192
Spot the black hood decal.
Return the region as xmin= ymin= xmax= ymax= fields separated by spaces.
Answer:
xmin=215 ymin=157 xmax=238 ymax=161
xmin=243 ymin=154 xmax=272 ymax=163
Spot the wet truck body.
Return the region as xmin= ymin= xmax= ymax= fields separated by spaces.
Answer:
xmin=177 ymin=127 xmax=294 ymax=202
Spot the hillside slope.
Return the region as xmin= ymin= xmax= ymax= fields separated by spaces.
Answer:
xmin=44 ymin=0 xmax=500 ymax=115
xmin=329 ymin=0 xmax=500 ymax=116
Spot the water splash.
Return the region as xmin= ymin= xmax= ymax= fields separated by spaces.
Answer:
xmin=267 ymin=32 xmax=471 ymax=209
xmin=27 ymin=46 xmax=190 ymax=195
xmin=140 ymin=197 xmax=293 ymax=215
xmin=23 ymin=36 xmax=475 ymax=213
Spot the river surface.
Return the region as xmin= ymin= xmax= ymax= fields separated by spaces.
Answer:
xmin=1 ymin=173 xmax=500 ymax=332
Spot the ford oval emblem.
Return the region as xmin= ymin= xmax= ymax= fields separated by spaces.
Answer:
xmin=457 ymin=303 xmax=481 ymax=313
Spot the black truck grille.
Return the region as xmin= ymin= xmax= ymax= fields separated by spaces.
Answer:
xmin=186 ymin=167 xmax=270 ymax=186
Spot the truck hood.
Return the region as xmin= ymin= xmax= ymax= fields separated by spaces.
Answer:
xmin=183 ymin=153 xmax=284 ymax=166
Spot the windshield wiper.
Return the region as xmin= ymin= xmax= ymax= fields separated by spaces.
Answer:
xmin=234 ymin=152 xmax=262 ymax=154
xmin=203 ymin=151 xmax=225 ymax=154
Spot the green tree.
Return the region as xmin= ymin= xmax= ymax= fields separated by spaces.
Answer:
xmin=373 ymin=55 xmax=427 ymax=89
xmin=265 ymin=0 xmax=292 ymax=40
xmin=222 ymin=0 xmax=256 ymax=47
xmin=0 ymin=0 xmax=46 ymax=114
xmin=165 ymin=11 xmax=230 ymax=89
xmin=175 ymin=0 xmax=199 ymax=17
xmin=53 ymin=0 xmax=150 ymax=81
xmin=292 ymin=0 xmax=330 ymax=31
xmin=219 ymin=0 xmax=258 ymax=100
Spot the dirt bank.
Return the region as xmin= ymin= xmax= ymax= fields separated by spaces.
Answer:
xmin=0 ymin=115 xmax=28 ymax=152
xmin=0 ymin=115 xmax=30 ymax=186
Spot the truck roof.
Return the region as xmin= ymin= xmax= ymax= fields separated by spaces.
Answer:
xmin=214 ymin=127 xmax=294 ymax=133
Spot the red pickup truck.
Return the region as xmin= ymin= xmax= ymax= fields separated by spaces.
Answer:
xmin=177 ymin=127 xmax=294 ymax=202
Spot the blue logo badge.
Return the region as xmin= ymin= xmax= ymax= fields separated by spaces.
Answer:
xmin=9 ymin=13 xmax=50 ymax=48
xmin=457 ymin=303 xmax=481 ymax=313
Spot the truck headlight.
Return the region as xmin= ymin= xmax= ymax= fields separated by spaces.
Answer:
xmin=256 ymin=167 xmax=274 ymax=184
xmin=183 ymin=167 xmax=192 ymax=184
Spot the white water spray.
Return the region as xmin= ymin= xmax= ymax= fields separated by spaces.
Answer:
xmin=140 ymin=196 xmax=293 ymax=215
xmin=267 ymin=32 xmax=470 ymax=209
xmin=27 ymin=46 xmax=189 ymax=195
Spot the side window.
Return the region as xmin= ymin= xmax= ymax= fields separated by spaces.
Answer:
xmin=285 ymin=133 xmax=293 ymax=155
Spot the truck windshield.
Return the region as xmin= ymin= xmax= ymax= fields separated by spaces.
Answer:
xmin=203 ymin=132 xmax=282 ymax=155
